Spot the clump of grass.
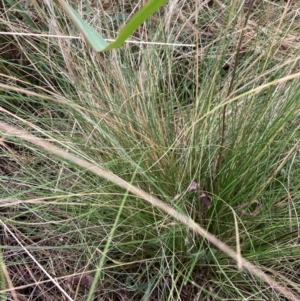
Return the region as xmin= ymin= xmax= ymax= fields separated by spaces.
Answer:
xmin=0 ymin=0 xmax=300 ymax=300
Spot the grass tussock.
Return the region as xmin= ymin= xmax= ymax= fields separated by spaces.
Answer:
xmin=0 ymin=0 xmax=300 ymax=300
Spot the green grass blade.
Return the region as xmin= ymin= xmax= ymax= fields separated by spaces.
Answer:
xmin=5 ymin=0 xmax=39 ymax=30
xmin=104 ymin=0 xmax=168 ymax=51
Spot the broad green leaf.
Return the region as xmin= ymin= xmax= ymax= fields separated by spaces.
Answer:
xmin=58 ymin=0 xmax=109 ymax=51
xmin=104 ymin=0 xmax=168 ymax=51
xmin=58 ymin=0 xmax=167 ymax=52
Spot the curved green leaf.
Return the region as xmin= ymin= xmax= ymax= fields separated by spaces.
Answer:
xmin=58 ymin=0 xmax=167 ymax=52
xmin=58 ymin=0 xmax=109 ymax=51
xmin=104 ymin=0 xmax=167 ymax=51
